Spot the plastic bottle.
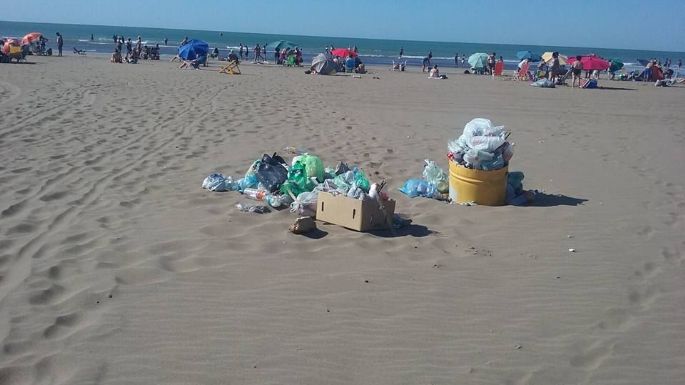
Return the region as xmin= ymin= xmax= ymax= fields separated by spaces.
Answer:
xmin=242 ymin=188 xmax=266 ymax=201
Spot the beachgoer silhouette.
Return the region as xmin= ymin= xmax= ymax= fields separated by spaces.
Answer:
xmin=164 ymin=37 xmax=168 ymax=45
xmin=56 ymin=32 xmax=63 ymax=56
xmin=399 ymin=47 xmax=403 ymax=58
xmin=91 ymin=34 xmax=94 ymax=41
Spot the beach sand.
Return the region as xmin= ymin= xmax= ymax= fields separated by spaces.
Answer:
xmin=0 ymin=56 xmax=683 ymax=385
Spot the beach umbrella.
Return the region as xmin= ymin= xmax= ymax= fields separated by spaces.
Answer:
xmin=266 ymin=40 xmax=297 ymax=52
xmin=178 ymin=39 xmax=209 ymax=60
xmin=567 ymin=55 xmax=610 ymax=71
xmin=608 ymin=58 xmax=624 ymax=72
xmin=468 ymin=52 xmax=488 ymax=69
xmin=541 ymin=51 xmax=568 ymax=66
xmin=21 ymin=32 xmax=42 ymax=46
xmin=516 ymin=50 xmax=541 ymax=62
xmin=330 ymin=48 xmax=357 ymax=57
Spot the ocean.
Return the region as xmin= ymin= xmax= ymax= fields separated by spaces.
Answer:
xmin=2 ymin=20 xmax=683 ymax=71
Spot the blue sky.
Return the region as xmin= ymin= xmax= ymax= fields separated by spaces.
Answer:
xmin=3 ymin=0 xmax=684 ymax=51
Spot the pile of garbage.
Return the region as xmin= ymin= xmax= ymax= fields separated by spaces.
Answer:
xmin=399 ymin=159 xmax=449 ymax=200
xmin=447 ymin=118 xmax=513 ymax=171
xmin=201 ymin=150 xmax=390 ymax=217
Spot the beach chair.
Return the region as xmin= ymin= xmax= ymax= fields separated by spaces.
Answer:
xmin=517 ymin=61 xmax=531 ymax=80
xmin=219 ymin=60 xmax=241 ymax=75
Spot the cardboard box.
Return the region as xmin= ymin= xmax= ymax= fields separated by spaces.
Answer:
xmin=316 ymin=191 xmax=395 ymax=232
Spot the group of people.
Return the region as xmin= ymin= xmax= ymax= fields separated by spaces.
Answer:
xmin=110 ymin=35 xmax=160 ymax=64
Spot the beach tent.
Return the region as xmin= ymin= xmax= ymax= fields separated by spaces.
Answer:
xmin=541 ymin=52 xmax=568 ymax=66
xmin=516 ymin=50 xmax=541 ymax=62
xmin=311 ymin=53 xmax=336 ymax=75
xmin=267 ymin=40 xmax=297 ymax=52
xmin=567 ymin=55 xmax=610 ymax=71
xmin=468 ymin=53 xmax=488 ymax=69
xmin=178 ymin=39 xmax=209 ymax=60
xmin=21 ymin=32 xmax=43 ymax=46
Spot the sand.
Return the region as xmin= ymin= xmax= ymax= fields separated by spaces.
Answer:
xmin=0 ymin=55 xmax=684 ymax=385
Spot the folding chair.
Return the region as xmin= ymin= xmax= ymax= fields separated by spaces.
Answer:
xmin=219 ymin=60 xmax=241 ymax=74
xmin=517 ymin=61 xmax=531 ymax=81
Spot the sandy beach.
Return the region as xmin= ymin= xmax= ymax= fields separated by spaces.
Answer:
xmin=0 ymin=56 xmax=684 ymax=384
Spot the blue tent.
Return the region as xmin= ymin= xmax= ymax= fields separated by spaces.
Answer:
xmin=178 ymin=39 xmax=209 ymax=60
xmin=516 ymin=50 xmax=541 ymax=62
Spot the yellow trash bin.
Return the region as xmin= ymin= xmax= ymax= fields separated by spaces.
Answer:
xmin=448 ymin=161 xmax=507 ymax=206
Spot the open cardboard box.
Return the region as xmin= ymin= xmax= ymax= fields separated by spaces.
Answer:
xmin=316 ymin=191 xmax=395 ymax=232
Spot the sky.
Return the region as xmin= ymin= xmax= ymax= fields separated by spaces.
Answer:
xmin=2 ymin=0 xmax=684 ymax=51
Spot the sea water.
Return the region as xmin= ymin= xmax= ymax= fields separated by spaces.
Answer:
xmin=1 ymin=20 xmax=682 ymax=71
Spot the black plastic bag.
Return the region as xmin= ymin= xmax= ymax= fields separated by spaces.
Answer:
xmin=256 ymin=153 xmax=288 ymax=192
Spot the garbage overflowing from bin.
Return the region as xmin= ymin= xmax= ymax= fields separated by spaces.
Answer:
xmin=447 ymin=118 xmax=513 ymax=171
xmin=397 ymin=117 xmax=536 ymax=206
xmin=201 ymin=150 xmax=396 ymax=232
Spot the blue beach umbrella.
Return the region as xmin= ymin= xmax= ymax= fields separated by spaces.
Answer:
xmin=468 ymin=53 xmax=489 ymax=69
xmin=178 ymin=39 xmax=209 ymax=60
xmin=516 ymin=50 xmax=541 ymax=62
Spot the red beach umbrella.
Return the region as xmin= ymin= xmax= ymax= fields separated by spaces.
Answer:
xmin=567 ymin=55 xmax=610 ymax=71
xmin=331 ymin=48 xmax=357 ymax=57
xmin=21 ymin=32 xmax=43 ymax=46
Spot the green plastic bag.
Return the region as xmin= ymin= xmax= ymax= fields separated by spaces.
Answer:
xmin=300 ymin=154 xmax=325 ymax=182
xmin=280 ymin=160 xmax=315 ymax=197
xmin=353 ymin=168 xmax=370 ymax=192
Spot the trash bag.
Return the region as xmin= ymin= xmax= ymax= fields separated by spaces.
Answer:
xmin=531 ymin=79 xmax=555 ymax=88
xmin=280 ymin=160 xmax=315 ymax=197
xmin=202 ymin=173 xmax=235 ymax=192
xmin=290 ymin=191 xmax=318 ymax=217
xmin=300 ymin=154 xmax=325 ymax=182
xmin=422 ymin=160 xmax=448 ymax=193
xmin=399 ymin=179 xmax=438 ymax=198
xmin=256 ymin=153 xmax=288 ymax=192
xmin=353 ymin=168 xmax=370 ymax=192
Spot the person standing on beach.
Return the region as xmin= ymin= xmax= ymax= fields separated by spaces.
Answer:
xmin=56 ymin=32 xmax=63 ymax=56
xmin=549 ymin=51 xmax=560 ymax=82
xmin=428 ymin=50 xmax=433 ymax=65
xmin=126 ymin=38 xmax=132 ymax=55
xmin=422 ymin=56 xmax=430 ymax=72
xmin=136 ymin=36 xmax=142 ymax=55
xmin=164 ymin=37 xmax=168 ymax=46
xmin=245 ymin=45 xmax=249 ymax=60
xmin=487 ymin=52 xmax=496 ymax=76
xmin=399 ymin=47 xmax=403 ymax=58
xmin=455 ymin=53 xmax=459 ymax=67
xmin=678 ymin=59 xmax=682 ymax=69
xmin=113 ymin=34 xmax=117 ymax=43
xmin=91 ymin=34 xmax=94 ymax=41
xmin=239 ymin=44 xmax=244 ymax=60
